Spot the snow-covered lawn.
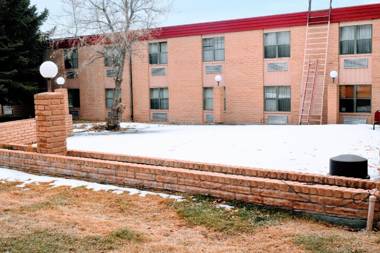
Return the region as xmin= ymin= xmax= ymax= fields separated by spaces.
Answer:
xmin=68 ymin=123 xmax=380 ymax=179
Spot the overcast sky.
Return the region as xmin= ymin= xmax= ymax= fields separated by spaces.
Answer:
xmin=31 ymin=0 xmax=380 ymax=33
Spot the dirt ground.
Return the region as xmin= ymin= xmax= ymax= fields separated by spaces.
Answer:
xmin=0 ymin=182 xmax=379 ymax=253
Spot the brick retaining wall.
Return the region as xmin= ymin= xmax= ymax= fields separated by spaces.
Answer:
xmin=0 ymin=147 xmax=378 ymax=221
xmin=0 ymin=119 xmax=36 ymax=145
xmin=67 ymin=150 xmax=378 ymax=190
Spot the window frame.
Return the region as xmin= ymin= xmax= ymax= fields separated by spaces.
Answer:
xmin=339 ymin=85 xmax=371 ymax=113
xmin=264 ymin=31 xmax=291 ymax=59
xmin=64 ymin=48 xmax=79 ymax=69
xmin=68 ymin=89 xmax=80 ymax=108
xmin=149 ymin=42 xmax=168 ymax=65
xmin=150 ymin=88 xmax=169 ymax=110
xmin=339 ymin=24 xmax=372 ymax=55
xmin=202 ymin=37 xmax=225 ymax=62
xmin=203 ymin=87 xmax=214 ymax=111
xmin=264 ymin=86 xmax=291 ymax=112
xmin=105 ymin=89 xmax=114 ymax=109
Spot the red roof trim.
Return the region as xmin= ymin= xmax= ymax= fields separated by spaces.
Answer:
xmin=154 ymin=3 xmax=380 ymax=39
xmin=55 ymin=3 xmax=380 ymax=48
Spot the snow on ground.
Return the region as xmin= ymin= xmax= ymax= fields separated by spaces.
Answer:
xmin=68 ymin=123 xmax=380 ymax=180
xmin=0 ymin=167 xmax=182 ymax=200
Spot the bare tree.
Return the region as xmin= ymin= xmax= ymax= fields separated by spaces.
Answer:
xmin=55 ymin=0 xmax=170 ymax=130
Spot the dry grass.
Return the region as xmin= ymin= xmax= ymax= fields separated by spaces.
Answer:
xmin=0 ymin=182 xmax=379 ymax=253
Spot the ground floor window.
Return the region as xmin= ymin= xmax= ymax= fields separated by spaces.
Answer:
xmin=203 ymin=87 xmax=213 ymax=110
xmin=339 ymin=85 xmax=371 ymax=113
xmin=150 ymin=88 xmax=169 ymax=110
xmin=264 ymin=86 xmax=291 ymax=112
xmin=68 ymin=89 xmax=80 ymax=108
xmin=105 ymin=89 xmax=114 ymax=109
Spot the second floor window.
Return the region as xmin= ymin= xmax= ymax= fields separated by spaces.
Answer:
xmin=203 ymin=37 xmax=225 ymax=62
xmin=340 ymin=25 xmax=372 ymax=55
xmin=203 ymin=87 xmax=213 ymax=110
xmin=264 ymin=86 xmax=291 ymax=112
xmin=264 ymin=31 xmax=290 ymax=58
xmin=149 ymin=42 xmax=167 ymax=64
xmin=150 ymin=88 xmax=169 ymax=110
xmin=104 ymin=47 xmax=121 ymax=67
xmin=64 ymin=48 xmax=78 ymax=69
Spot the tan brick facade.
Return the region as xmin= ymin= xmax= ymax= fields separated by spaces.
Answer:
xmin=53 ymin=15 xmax=380 ymax=125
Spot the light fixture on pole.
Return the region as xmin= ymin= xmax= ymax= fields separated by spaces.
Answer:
xmin=214 ymin=74 xmax=223 ymax=86
xmin=39 ymin=61 xmax=58 ymax=92
xmin=330 ymin=70 xmax=338 ymax=84
xmin=55 ymin=76 xmax=65 ymax=87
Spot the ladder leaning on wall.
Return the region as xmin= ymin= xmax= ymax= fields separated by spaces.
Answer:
xmin=299 ymin=0 xmax=332 ymax=125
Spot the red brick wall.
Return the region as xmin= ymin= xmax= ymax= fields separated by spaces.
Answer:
xmin=0 ymin=119 xmax=36 ymax=145
xmin=0 ymin=146 xmax=378 ymax=221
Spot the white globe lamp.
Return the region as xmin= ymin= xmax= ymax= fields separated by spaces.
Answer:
xmin=330 ymin=70 xmax=338 ymax=83
xmin=214 ymin=75 xmax=223 ymax=86
xmin=39 ymin=61 xmax=58 ymax=91
xmin=56 ymin=76 xmax=65 ymax=86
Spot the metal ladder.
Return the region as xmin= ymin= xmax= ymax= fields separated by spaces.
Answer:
xmin=299 ymin=0 xmax=332 ymax=125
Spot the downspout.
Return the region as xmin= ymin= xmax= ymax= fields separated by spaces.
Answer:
xmin=129 ymin=54 xmax=134 ymax=122
xmin=366 ymin=194 xmax=377 ymax=231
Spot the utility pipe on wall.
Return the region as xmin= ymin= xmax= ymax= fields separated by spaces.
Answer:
xmin=366 ymin=195 xmax=377 ymax=231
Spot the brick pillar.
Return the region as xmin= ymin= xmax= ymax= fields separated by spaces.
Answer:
xmin=34 ymin=92 xmax=67 ymax=155
xmin=213 ymin=86 xmax=225 ymax=124
xmin=55 ymin=88 xmax=73 ymax=137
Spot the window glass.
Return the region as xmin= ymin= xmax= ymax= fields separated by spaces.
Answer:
xmin=203 ymin=37 xmax=224 ymax=62
xmin=264 ymin=32 xmax=290 ymax=58
xmin=105 ymin=89 xmax=114 ymax=109
xmin=64 ymin=48 xmax=78 ymax=69
xmin=339 ymin=85 xmax=371 ymax=113
xmin=340 ymin=25 xmax=372 ymax=55
xmin=264 ymin=86 xmax=291 ymax=112
xmin=357 ymin=25 xmax=372 ymax=54
xmin=149 ymin=42 xmax=167 ymax=64
xmin=150 ymin=88 xmax=169 ymax=110
xmin=68 ymin=89 xmax=80 ymax=108
xmin=203 ymin=87 xmax=213 ymax=110
xmin=104 ymin=47 xmax=121 ymax=67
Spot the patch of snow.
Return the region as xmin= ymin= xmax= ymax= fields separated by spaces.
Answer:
xmin=217 ymin=204 xmax=235 ymax=210
xmin=0 ymin=167 xmax=182 ymax=200
xmin=68 ymin=123 xmax=380 ymax=180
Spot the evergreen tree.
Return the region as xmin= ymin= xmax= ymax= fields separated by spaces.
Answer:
xmin=0 ymin=0 xmax=48 ymax=109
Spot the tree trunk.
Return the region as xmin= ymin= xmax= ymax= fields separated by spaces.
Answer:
xmin=106 ymin=47 xmax=127 ymax=131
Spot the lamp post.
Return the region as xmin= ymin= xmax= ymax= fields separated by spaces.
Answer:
xmin=214 ymin=74 xmax=223 ymax=86
xmin=330 ymin=70 xmax=338 ymax=84
xmin=39 ymin=61 xmax=58 ymax=92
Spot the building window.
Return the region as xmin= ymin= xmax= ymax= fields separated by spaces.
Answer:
xmin=149 ymin=42 xmax=167 ymax=64
xmin=68 ymin=89 xmax=80 ymax=108
xmin=203 ymin=87 xmax=213 ymax=110
xmin=151 ymin=67 xmax=166 ymax=76
xmin=104 ymin=47 xmax=121 ymax=67
xmin=264 ymin=86 xmax=291 ymax=112
xmin=339 ymin=85 xmax=371 ymax=113
xmin=203 ymin=37 xmax=225 ymax=62
xmin=264 ymin=31 xmax=290 ymax=59
xmin=340 ymin=25 xmax=372 ymax=55
xmin=105 ymin=89 xmax=114 ymax=109
xmin=150 ymin=88 xmax=169 ymax=110
xmin=64 ymin=48 xmax=78 ymax=69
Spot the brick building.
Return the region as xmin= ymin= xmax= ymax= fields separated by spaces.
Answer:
xmin=52 ymin=3 xmax=380 ymax=125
